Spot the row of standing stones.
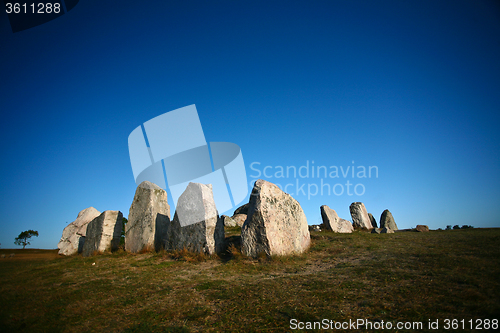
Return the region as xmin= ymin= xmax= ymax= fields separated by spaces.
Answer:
xmin=58 ymin=179 xmax=429 ymax=258
xmin=57 ymin=179 xmax=310 ymax=258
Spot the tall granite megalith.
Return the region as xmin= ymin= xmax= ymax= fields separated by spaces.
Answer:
xmin=380 ymin=209 xmax=398 ymax=230
xmin=82 ymin=210 xmax=123 ymax=257
xmin=349 ymin=202 xmax=373 ymax=230
xmin=166 ymin=182 xmax=224 ymax=255
xmin=241 ymin=179 xmax=310 ymax=257
xmin=125 ymin=181 xmax=170 ymax=253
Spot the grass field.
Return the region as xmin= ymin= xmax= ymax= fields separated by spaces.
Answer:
xmin=0 ymin=228 xmax=499 ymax=332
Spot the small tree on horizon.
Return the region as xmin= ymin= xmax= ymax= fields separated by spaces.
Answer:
xmin=14 ymin=230 xmax=39 ymax=249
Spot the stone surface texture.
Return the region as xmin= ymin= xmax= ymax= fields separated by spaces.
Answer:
xmin=320 ymin=205 xmax=353 ymax=233
xmin=125 ymin=181 xmax=170 ymax=253
xmin=349 ymin=202 xmax=373 ymax=230
xmin=57 ymin=207 xmax=101 ymax=256
xmin=241 ymin=179 xmax=310 ymax=257
xmin=380 ymin=209 xmax=398 ymax=230
xmin=166 ymin=182 xmax=224 ymax=255
xmin=82 ymin=210 xmax=123 ymax=257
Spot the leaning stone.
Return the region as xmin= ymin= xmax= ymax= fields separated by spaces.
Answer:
xmin=82 ymin=210 xmax=123 ymax=257
xmin=241 ymin=179 xmax=310 ymax=257
xmin=320 ymin=205 xmax=353 ymax=233
xmin=380 ymin=209 xmax=398 ymax=230
xmin=166 ymin=183 xmax=224 ymax=255
xmin=125 ymin=181 xmax=170 ymax=253
xmin=415 ymin=225 xmax=429 ymax=232
xmin=58 ymin=207 xmax=101 ymax=256
xmin=368 ymin=213 xmax=378 ymax=228
xmin=349 ymin=202 xmax=373 ymax=230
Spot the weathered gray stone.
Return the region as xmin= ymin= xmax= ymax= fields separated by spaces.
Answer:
xmin=380 ymin=209 xmax=398 ymax=230
xmin=221 ymin=215 xmax=237 ymax=227
xmin=241 ymin=179 xmax=310 ymax=257
xmin=368 ymin=213 xmax=378 ymax=228
xmin=166 ymin=183 xmax=224 ymax=255
xmin=82 ymin=210 xmax=123 ymax=257
xmin=125 ymin=181 xmax=170 ymax=253
xmin=232 ymin=214 xmax=247 ymax=227
xmin=58 ymin=207 xmax=101 ymax=256
xmin=320 ymin=205 xmax=353 ymax=233
xmin=415 ymin=225 xmax=429 ymax=232
xmin=349 ymin=202 xmax=373 ymax=230
xmin=371 ymin=228 xmax=382 ymax=234
xmin=233 ymin=203 xmax=249 ymax=216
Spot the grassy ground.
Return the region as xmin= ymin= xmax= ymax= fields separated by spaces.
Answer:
xmin=0 ymin=228 xmax=499 ymax=332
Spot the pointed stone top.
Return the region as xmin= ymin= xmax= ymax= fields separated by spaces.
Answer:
xmin=138 ymin=180 xmax=164 ymax=190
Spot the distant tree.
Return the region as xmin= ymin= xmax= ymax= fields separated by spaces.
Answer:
xmin=120 ymin=217 xmax=128 ymax=246
xmin=446 ymin=225 xmax=452 ymax=230
xmin=453 ymin=225 xmax=460 ymax=230
xmin=14 ymin=230 xmax=39 ymax=249
xmin=461 ymin=225 xmax=474 ymax=229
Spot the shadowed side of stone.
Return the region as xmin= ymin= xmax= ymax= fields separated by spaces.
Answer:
xmin=125 ymin=181 xmax=170 ymax=253
xmin=368 ymin=213 xmax=378 ymax=228
xmin=82 ymin=210 xmax=123 ymax=257
xmin=166 ymin=182 xmax=224 ymax=255
xmin=58 ymin=207 xmax=101 ymax=256
xmin=241 ymin=179 xmax=311 ymax=257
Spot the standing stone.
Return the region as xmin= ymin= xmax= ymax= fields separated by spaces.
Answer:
xmin=320 ymin=205 xmax=353 ymax=233
xmin=166 ymin=183 xmax=224 ymax=255
xmin=368 ymin=213 xmax=378 ymax=228
xmin=241 ymin=179 xmax=310 ymax=257
xmin=58 ymin=207 xmax=101 ymax=256
xmin=82 ymin=210 xmax=123 ymax=257
xmin=349 ymin=202 xmax=373 ymax=230
xmin=380 ymin=209 xmax=398 ymax=230
xmin=125 ymin=181 xmax=170 ymax=253
xmin=415 ymin=225 xmax=429 ymax=232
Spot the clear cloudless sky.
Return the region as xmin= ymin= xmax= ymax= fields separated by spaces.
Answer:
xmin=1 ymin=0 xmax=499 ymax=249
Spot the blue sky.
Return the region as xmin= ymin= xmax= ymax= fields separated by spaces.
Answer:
xmin=1 ymin=0 xmax=499 ymax=249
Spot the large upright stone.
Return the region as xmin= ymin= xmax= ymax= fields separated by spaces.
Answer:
xmin=368 ymin=213 xmax=378 ymax=228
xmin=82 ymin=210 xmax=123 ymax=257
xmin=380 ymin=209 xmax=398 ymax=230
xmin=58 ymin=207 xmax=101 ymax=256
xmin=125 ymin=181 xmax=170 ymax=253
xmin=349 ymin=202 xmax=373 ymax=230
xmin=166 ymin=183 xmax=224 ymax=255
xmin=320 ymin=205 xmax=353 ymax=233
xmin=241 ymin=179 xmax=310 ymax=257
